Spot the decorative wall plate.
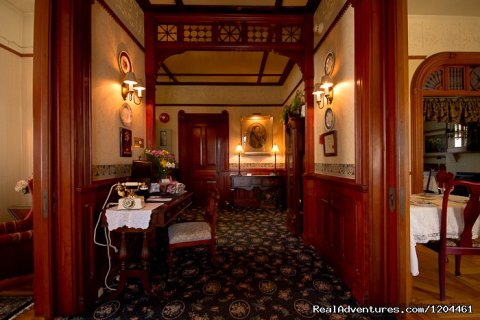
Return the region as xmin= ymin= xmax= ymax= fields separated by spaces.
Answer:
xmin=324 ymin=52 xmax=335 ymax=76
xmin=119 ymin=103 xmax=133 ymax=127
xmin=324 ymin=107 xmax=335 ymax=131
xmin=118 ymin=51 xmax=132 ymax=75
xmin=160 ymin=112 xmax=170 ymax=123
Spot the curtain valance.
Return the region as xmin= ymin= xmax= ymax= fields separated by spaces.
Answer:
xmin=423 ymin=97 xmax=480 ymax=125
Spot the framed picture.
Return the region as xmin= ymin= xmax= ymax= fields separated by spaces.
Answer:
xmin=323 ymin=130 xmax=337 ymax=156
xmin=120 ymin=128 xmax=132 ymax=157
xmin=241 ymin=114 xmax=273 ymax=155
xmin=424 ymin=132 xmax=447 ymax=154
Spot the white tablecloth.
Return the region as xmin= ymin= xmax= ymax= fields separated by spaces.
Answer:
xmin=410 ymin=193 xmax=479 ymax=276
xmin=105 ymin=203 xmax=163 ymax=231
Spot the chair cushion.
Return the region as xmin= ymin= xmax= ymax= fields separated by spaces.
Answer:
xmin=168 ymin=222 xmax=211 ymax=244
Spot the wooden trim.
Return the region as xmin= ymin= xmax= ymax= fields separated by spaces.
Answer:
xmin=408 ymin=55 xmax=427 ymax=60
xmin=155 ymin=103 xmax=281 ymax=107
xmin=33 ymin=0 xmax=54 ymax=317
xmin=160 ymin=62 xmax=178 ymax=83
xmin=0 ymin=43 xmax=33 ymax=57
xmin=97 ymin=0 xmax=145 ymax=52
xmin=156 ymin=81 xmax=283 ymax=86
xmin=257 ymin=51 xmax=268 ymax=83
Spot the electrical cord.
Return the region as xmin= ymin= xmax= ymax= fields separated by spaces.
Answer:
xmin=93 ymin=183 xmax=120 ymax=292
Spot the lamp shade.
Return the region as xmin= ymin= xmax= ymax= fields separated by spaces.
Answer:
xmin=271 ymin=145 xmax=280 ymax=153
xmin=235 ymin=144 xmax=244 ymax=154
xmin=123 ymin=71 xmax=137 ymax=85
xmin=320 ymin=74 xmax=333 ymax=89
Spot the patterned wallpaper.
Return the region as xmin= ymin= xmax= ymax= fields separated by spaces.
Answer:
xmin=104 ymin=0 xmax=145 ymax=47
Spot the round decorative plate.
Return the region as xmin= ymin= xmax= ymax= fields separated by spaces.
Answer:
xmin=160 ymin=112 xmax=170 ymax=123
xmin=324 ymin=107 xmax=335 ymax=131
xmin=118 ymin=51 xmax=132 ymax=75
xmin=119 ymin=103 xmax=133 ymax=127
xmin=324 ymin=52 xmax=335 ymax=76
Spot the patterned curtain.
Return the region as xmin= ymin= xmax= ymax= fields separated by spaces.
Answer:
xmin=423 ymin=97 xmax=480 ymax=124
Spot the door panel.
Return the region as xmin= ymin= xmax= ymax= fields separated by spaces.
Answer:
xmin=178 ymin=111 xmax=229 ymax=205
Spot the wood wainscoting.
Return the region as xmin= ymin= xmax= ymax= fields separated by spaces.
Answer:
xmin=303 ymin=173 xmax=367 ymax=304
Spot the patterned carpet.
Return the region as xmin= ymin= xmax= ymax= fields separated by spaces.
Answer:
xmin=72 ymin=206 xmax=394 ymax=320
xmin=0 ymin=296 xmax=33 ymax=320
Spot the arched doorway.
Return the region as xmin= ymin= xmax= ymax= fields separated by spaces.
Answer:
xmin=410 ymin=52 xmax=480 ymax=193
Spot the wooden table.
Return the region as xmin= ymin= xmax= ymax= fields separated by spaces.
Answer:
xmin=103 ymin=191 xmax=193 ymax=298
xmin=409 ymin=193 xmax=479 ymax=276
xmin=230 ymin=175 xmax=284 ymax=209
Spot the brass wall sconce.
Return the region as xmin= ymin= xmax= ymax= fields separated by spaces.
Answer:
xmin=121 ymin=71 xmax=145 ymax=105
xmin=235 ymin=144 xmax=244 ymax=175
xmin=313 ymin=52 xmax=335 ymax=109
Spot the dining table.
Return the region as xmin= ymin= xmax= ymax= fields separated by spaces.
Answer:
xmin=410 ymin=192 xmax=480 ymax=276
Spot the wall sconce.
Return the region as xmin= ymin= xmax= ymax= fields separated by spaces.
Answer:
xmin=313 ymin=75 xmax=334 ymax=109
xmin=271 ymin=144 xmax=279 ymax=175
xmin=235 ymin=144 xmax=244 ymax=176
xmin=121 ymin=71 xmax=145 ymax=105
xmin=314 ymin=52 xmax=335 ymax=109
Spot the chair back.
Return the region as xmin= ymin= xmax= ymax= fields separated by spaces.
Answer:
xmin=131 ymin=160 xmax=154 ymax=181
xmin=441 ymin=179 xmax=480 ymax=249
xmin=204 ymin=189 xmax=220 ymax=236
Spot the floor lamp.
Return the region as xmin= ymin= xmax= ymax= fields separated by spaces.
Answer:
xmin=271 ymin=144 xmax=279 ymax=175
xmin=235 ymin=144 xmax=244 ymax=175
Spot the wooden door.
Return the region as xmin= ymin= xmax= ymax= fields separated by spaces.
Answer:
xmin=178 ymin=110 xmax=229 ymax=205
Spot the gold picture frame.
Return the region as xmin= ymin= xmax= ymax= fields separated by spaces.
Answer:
xmin=241 ymin=114 xmax=273 ymax=155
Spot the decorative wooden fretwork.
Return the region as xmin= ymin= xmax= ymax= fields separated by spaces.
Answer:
xmin=157 ymin=24 xmax=178 ymax=42
xmin=448 ymin=67 xmax=464 ymax=90
xmin=423 ymin=69 xmax=443 ymax=90
xmin=423 ymin=64 xmax=479 ymax=93
xmin=218 ymin=24 xmax=242 ymax=43
xmin=183 ymin=25 xmax=213 ymax=42
xmin=281 ymin=26 xmax=302 ymax=43
xmin=247 ymin=25 xmax=273 ymax=43
xmin=154 ymin=17 xmax=305 ymax=48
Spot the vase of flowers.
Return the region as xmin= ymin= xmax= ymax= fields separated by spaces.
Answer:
xmin=14 ymin=177 xmax=32 ymax=194
xmin=144 ymin=149 xmax=176 ymax=180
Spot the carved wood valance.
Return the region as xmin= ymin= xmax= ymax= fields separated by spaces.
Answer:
xmin=423 ymin=97 xmax=480 ymax=124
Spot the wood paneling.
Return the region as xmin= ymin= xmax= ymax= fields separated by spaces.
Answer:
xmin=303 ymin=174 xmax=366 ymax=303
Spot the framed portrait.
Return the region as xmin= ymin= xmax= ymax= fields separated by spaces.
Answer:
xmin=424 ymin=132 xmax=447 ymax=154
xmin=241 ymin=114 xmax=273 ymax=155
xmin=120 ymin=128 xmax=132 ymax=157
xmin=323 ymin=130 xmax=337 ymax=156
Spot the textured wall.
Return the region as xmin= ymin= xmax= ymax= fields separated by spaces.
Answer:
xmin=91 ymin=1 xmax=146 ymax=180
xmin=0 ymin=0 xmax=33 ymax=221
xmin=314 ymin=6 xmax=355 ymax=179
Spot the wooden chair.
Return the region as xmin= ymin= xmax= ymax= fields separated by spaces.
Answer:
xmin=167 ymin=189 xmax=220 ymax=277
xmin=436 ymin=178 xmax=480 ymax=300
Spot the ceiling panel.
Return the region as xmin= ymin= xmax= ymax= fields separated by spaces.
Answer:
xmin=263 ymin=53 xmax=289 ymax=74
xmin=164 ymin=51 xmax=263 ymax=74
xmin=282 ymin=0 xmax=309 ymax=7
xmin=182 ymin=0 xmax=275 ymax=6
xmin=260 ymin=76 xmax=281 ymax=83
xmin=175 ymin=75 xmax=259 ymax=83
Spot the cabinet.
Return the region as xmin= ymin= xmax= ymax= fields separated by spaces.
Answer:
xmin=230 ymin=175 xmax=283 ymax=208
xmin=285 ymin=117 xmax=305 ymax=236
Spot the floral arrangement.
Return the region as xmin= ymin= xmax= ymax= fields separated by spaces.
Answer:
xmin=14 ymin=178 xmax=30 ymax=194
xmin=144 ymin=149 xmax=176 ymax=179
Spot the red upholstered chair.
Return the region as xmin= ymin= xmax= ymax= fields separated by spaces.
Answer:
xmin=167 ymin=189 xmax=220 ymax=277
xmin=436 ymin=178 xmax=480 ymax=300
xmin=0 ymin=179 xmax=34 ymax=280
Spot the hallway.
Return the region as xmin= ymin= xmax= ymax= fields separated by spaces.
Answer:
xmin=71 ymin=206 xmax=387 ymax=319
